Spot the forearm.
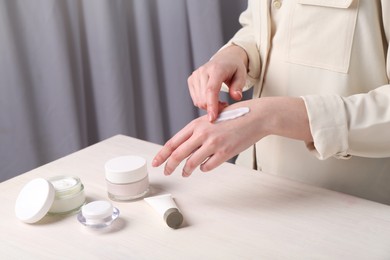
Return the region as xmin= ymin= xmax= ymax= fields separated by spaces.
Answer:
xmin=247 ymin=96 xmax=313 ymax=143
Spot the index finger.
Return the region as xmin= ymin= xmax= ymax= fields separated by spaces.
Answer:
xmin=206 ymin=75 xmax=224 ymax=122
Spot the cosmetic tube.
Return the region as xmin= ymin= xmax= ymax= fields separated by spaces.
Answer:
xmin=144 ymin=194 xmax=183 ymax=229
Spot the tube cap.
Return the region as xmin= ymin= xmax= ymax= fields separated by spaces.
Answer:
xmin=15 ymin=178 xmax=55 ymax=223
xmin=164 ymin=208 xmax=183 ymax=229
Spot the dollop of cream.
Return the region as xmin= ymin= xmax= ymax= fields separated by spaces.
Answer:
xmin=215 ymin=107 xmax=250 ymax=123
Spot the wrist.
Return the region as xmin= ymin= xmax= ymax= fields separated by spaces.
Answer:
xmin=257 ymin=97 xmax=313 ymax=142
xmin=230 ymin=45 xmax=249 ymax=71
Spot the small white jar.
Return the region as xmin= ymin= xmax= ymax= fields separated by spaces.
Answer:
xmin=105 ymin=155 xmax=150 ymax=201
xmin=77 ymin=200 xmax=120 ymax=228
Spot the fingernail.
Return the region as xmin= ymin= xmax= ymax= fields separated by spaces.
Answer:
xmin=235 ymin=91 xmax=242 ymax=99
xmin=152 ymin=159 xmax=158 ymax=167
xmin=208 ymin=111 xmax=216 ymax=122
xmin=208 ymin=112 xmax=213 ymax=122
xmin=182 ymin=169 xmax=191 ymax=177
xmin=164 ymin=167 xmax=171 ymax=176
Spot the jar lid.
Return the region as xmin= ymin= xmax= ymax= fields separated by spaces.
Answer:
xmin=81 ymin=200 xmax=113 ymax=220
xmin=15 ymin=178 xmax=55 ymax=223
xmin=105 ymin=155 xmax=148 ymax=184
xmin=77 ymin=200 xmax=120 ymax=228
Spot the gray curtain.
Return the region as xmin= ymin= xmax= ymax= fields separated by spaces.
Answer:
xmin=0 ymin=0 xmax=247 ymax=181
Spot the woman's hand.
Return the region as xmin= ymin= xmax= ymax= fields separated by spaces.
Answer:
xmin=188 ymin=45 xmax=249 ymax=122
xmin=152 ymin=97 xmax=313 ymax=177
xmin=152 ymin=103 xmax=262 ymax=177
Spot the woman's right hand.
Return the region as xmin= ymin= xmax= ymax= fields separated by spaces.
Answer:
xmin=187 ymin=45 xmax=249 ymax=122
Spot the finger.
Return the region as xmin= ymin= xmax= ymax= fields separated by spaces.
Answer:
xmin=182 ymin=145 xmax=214 ymax=177
xmin=199 ymin=151 xmax=230 ymax=173
xmin=187 ymin=75 xmax=197 ymax=107
xmin=229 ymin=88 xmax=243 ymax=101
xmin=164 ymin=134 xmax=203 ymax=176
xmin=152 ymin=125 xmax=194 ymax=168
xmin=198 ymin=73 xmax=209 ymax=110
xmin=218 ymin=101 xmax=229 ymax=112
xmin=206 ymin=76 xmax=224 ymax=122
xmin=188 ymin=72 xmax=204 ymax=109
xmin=228 ymin=70 xmax=246 ymax=101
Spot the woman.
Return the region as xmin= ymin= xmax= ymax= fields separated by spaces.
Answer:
xmin=152 ymin=0 xmax=390 ymax=204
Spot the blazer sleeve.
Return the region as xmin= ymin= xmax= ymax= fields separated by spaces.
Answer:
xmin=302 ymin=1 xmax=390 ymax=160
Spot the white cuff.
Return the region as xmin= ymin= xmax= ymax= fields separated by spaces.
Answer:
xmin=302 ymin=95 xmax=350 ymax=160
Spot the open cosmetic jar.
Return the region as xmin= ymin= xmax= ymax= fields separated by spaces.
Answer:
xmin=105 ymin=155 xmax=149 ymax=201
xmin=47 ymin=175 xmax=86 ymax=214
xmin=15 ymin=176 xmax=86 ymax=223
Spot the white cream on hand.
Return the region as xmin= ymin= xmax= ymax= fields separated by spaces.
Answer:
xmin=215 ymin=107 xmax=250 ymax=123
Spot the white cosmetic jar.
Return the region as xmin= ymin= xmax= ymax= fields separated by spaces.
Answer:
xmin=77 ymin=200 xmax=120 ymax=228
xmin=15 ymin=176 xmax=86 ymax=223
xmin=47 ymin=175 xmax=86 ymax=214
xmin=105 ymin=155 xmax=149 ymax=201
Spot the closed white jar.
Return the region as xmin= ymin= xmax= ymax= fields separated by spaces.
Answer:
xmin=105 ymin=155 xmax=150 ymax=201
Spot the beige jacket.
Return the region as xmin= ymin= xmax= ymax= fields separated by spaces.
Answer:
xmin=226 ymin=0 xmax=390 ymax=204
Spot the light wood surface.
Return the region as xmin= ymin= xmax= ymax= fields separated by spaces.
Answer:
xmin=1 ymin=135 xmax=390 ymax=259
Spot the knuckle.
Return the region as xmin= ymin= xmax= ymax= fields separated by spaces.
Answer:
xmin=195 ymin=129 xmax=212 ymax=141
xmin=170 ymin=151 xmax=182 ymax=163
xmin=206 ymin=135 xmax=222 ymax=147
xmin=164 ymin=140 xmax=177 ymax=153
xmin=207 ymin=63 xmax=218 ymax=73
xmin=198 ymin=65 xmax=207 ymax=74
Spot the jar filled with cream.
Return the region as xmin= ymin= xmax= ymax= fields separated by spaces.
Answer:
xmin=48 ymin=175 xmax=86 ymax=215
xmin=15 ymin=176 xmax=86 ymax=223
xmin=105 ymin=155 xmax=149 ymax=201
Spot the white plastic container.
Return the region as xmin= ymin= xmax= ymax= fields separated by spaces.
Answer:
xmin=15 ymin=176 xmax=86 ymax=223
xmin=48 ymin=175 xmax=86 ymax=214
xmin=105 ymin=155 xmax=150 ymax=201
xmin=77 ymin=200 xmax=120 ymax=228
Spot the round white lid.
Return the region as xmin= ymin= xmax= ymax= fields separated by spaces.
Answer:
xmin=15 ymin=178 xmax=55 ymax=223
xmin=105 ymin=155 xmax=148 ymax=184
xmin=81 ymin=200 xmax=113 ymax=220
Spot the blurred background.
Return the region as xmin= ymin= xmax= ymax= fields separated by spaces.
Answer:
xmin=0 ymin=0 xmax=247 ymax=181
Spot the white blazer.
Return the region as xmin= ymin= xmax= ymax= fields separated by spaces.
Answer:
xmin=223 ymin=0 xmax=390 ymax=204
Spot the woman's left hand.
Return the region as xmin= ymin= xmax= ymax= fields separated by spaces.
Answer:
xmin=152 ymin=102 xmax=263 ymax=177
xmin=151 ymin=97 xmax=313 ymax=177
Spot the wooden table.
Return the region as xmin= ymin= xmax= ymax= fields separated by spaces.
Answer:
xmin=1 ymin=135 xmax=390 ymax=259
